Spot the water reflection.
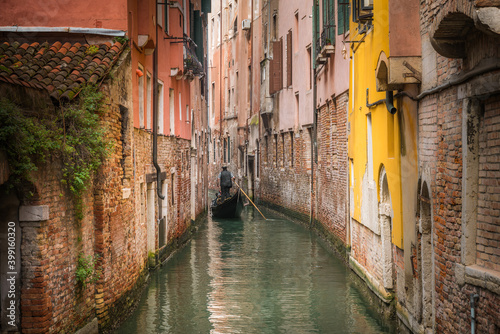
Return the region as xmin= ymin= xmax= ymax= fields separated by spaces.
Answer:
xmin=117 ymin=207 xmax=397 ymax=333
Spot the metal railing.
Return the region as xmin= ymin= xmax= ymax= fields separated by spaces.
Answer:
xmin=183 ymin=35 xmax=204 ymax=76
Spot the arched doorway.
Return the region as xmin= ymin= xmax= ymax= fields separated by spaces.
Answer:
xmin=379 ymin=166 xmax=393 ymax=290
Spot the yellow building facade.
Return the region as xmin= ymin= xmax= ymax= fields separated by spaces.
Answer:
xmin=348 ymin=0 xmax=422 ymax=327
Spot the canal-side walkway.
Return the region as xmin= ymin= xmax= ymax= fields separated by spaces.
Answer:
xmin=117 ymin=206 xmax=399 ymax=333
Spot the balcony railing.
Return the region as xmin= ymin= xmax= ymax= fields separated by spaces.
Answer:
xmin=315 ymin=25 xmax=336 ymax=64
xmin=183 ymin=35 xmax=204 ymax=78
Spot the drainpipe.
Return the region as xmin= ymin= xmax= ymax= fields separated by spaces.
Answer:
xmin=385 ymin=91 xmax=397 ymax=114
xmin=153 ymin=8 xmax=165 ymax=200
xmin=311 ymin=66 xmax=317 ymax=226
xmin=470 ymin=293 xmax=479 ymax=334
xmin=366 ymin=88 xmax=397 ymax=114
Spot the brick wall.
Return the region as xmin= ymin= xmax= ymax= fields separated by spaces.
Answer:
xmin=477 ymin=95 xmax=500 ymax=272
xmin=19 ymin=160 xmax=97 ymax=334
xmin=350 ymin=219 xmax=384 ymax=283
xmin=419 ymin=0 xmax=500 ymax=332
xmin=259 ymin=128 xmax=312 ymax=217
xmin=316 ymin=92 xmax=348 ymax=244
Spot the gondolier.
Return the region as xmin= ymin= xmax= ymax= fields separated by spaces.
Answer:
xmin=218 ymin=165 xmax=235 ymax=201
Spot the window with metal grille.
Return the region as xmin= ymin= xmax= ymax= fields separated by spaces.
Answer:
xmin=322 ymin=0 xmax=335 ymax=45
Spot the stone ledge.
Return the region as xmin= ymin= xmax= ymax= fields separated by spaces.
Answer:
xmin=455 ymin=263 xmax=500 ymax=295
xmin=349 ymin=256 xmax=394 ymax=304
xmin=19 ymin=205 xmax=49 ymax=222
xmin=74 ymin=317 xmax=98 ymax=334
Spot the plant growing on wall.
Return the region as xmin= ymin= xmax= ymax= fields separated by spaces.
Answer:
xmin=75 ymin=252 xmax=101 ymax=289
xmin=0 ymin=84 xmax=111 ymax=218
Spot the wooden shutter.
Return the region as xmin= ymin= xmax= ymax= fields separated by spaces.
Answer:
xmin=270 ymin=39 xmax=283 ymax=95
xmin=287 ymin=30 xmax=292 ymax=87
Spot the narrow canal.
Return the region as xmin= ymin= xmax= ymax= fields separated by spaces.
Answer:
xmin=117 ymin=206 xmax=398 ymax=333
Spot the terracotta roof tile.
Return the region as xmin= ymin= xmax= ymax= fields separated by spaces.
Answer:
xmin=0 ymin=40 xmax=125 ymax=101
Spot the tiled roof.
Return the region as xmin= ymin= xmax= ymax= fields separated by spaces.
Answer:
xmin=0 ymin=40 xmax=125 ymax=101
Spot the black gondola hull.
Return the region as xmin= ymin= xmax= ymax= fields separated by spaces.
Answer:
xmin=211 ymin=190 xmax=243 ymax=218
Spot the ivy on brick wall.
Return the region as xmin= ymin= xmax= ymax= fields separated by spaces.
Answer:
xmin=0 ymin=84 xmax=111 ymax=219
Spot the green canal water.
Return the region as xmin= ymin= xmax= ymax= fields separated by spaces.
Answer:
xmin=117 ymin=206 xmax=398 ymax=334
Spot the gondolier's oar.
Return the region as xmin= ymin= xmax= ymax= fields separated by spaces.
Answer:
xmin=234 ymin=181 xmax=267 ymax=220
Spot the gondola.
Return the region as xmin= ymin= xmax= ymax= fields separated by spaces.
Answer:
xmin=211 ymin=190 xmax=244 ymax=218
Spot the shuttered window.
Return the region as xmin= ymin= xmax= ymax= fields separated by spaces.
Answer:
xmin=323 ymin=0 xmax=335 ymax=42
xmin=287 ymin=30 xmax=292 ymax=87
xmin=338 ymin=0 xmax=350 ymax=35
xmin=269 ymin=39 xmax=283 ymax=95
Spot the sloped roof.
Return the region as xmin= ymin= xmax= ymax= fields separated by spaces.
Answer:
xmin=0 ymin=40 xmax=125 ymax=101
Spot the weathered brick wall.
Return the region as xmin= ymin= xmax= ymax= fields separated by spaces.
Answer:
xmin=477 ymin=95 xmax=500 ymax=271
xmin=258 ymin=128 xmax=312 ymax=217
xmin=419 ymin=0 xmax=500 ymax=332
xmin=19 ymin=160 xmax=97 ymax=334
xmin=419 ymin=87 xmax=465 ymax=333
xmin=350 ymin=219 xmax=384 ymax=283
xmin=316 ymin=92 xmax=348 ymax=244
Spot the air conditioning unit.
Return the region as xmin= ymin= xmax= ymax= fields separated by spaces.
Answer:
xmin=242 ymin=19 xmax=251 ymax=30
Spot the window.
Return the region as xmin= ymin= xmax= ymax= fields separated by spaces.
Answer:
xmin=211 ymin=18 xmax=215 ymax=47
xmin=367 ymin=113 xmax=373 ymax=180
xmin=306 ymin=46 xmax=312 ymax=90
xmin=269 ymin=39 xmax=283 ymax=95
xmin=169 ymin=88 xmax=175 ymax=134
xmin=211 ymin=82 xmax=215 ymax=120
xmin=186 ymin=105 xmax=189 ymax=122
xmin=338 ymin=0 xmax=350 ymax=35
xmin=229 ymin=4 xmax=233 ymax=29
xmin=231 ymin=88 xmax=235 ymax=114
xmin=286 ymin=30 xmax=292 ymax=87
xmin=282 ymin=133 xmax=285 ymax=167
xmin=138 ymin=64 xmax=144 ymax=128
xmin=228 ymin=136 xmax=231 ymax=163
xmin=179 ymin=92 xmax=182 ymax=121
xmin=165 ymin=2 xmax=169 ymax=34
xmin=295 ymin=92 xmax=299 ymax=127
xmin=272 ymin=13 xmax=277 ymax=40
xmin=353 ymin=0 xmax=373 ymax=22
xmin=158 ymin=2 xmax=164 ymax=29
xmin=171 ymin=173 xmax=175 ymax=205
xmin=217 ymin=12 xmax=221 ymax=44
xmin=158 ymin=80 xmax=164 ymax=134
xmin=224 ymin=138 xmax=227 ymax=163
xmin=294 ymin=12 xmax=299 ymax=52
xmin=146 ymin=73 xmax=152 ymax=130
xmin=290 ymin=132 xmax=294 ymax=167
xmin=322 ymin=0 xmax=335 ymax=44
xmin=274 ymin=134 xmax=278 ymax=167
xmin=234 ymin=15 xmax=238 ymax=34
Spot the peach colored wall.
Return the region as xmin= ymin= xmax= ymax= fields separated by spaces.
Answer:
xmin=316 ymin=2 xmax=350 ymax=108
xmin=0 ymin=0 xmax=128 ymax=31
xmin=278 ymin=0 xmax=313 ymax=131
xmin=131 ymin=0 xmax=192 ymax=140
